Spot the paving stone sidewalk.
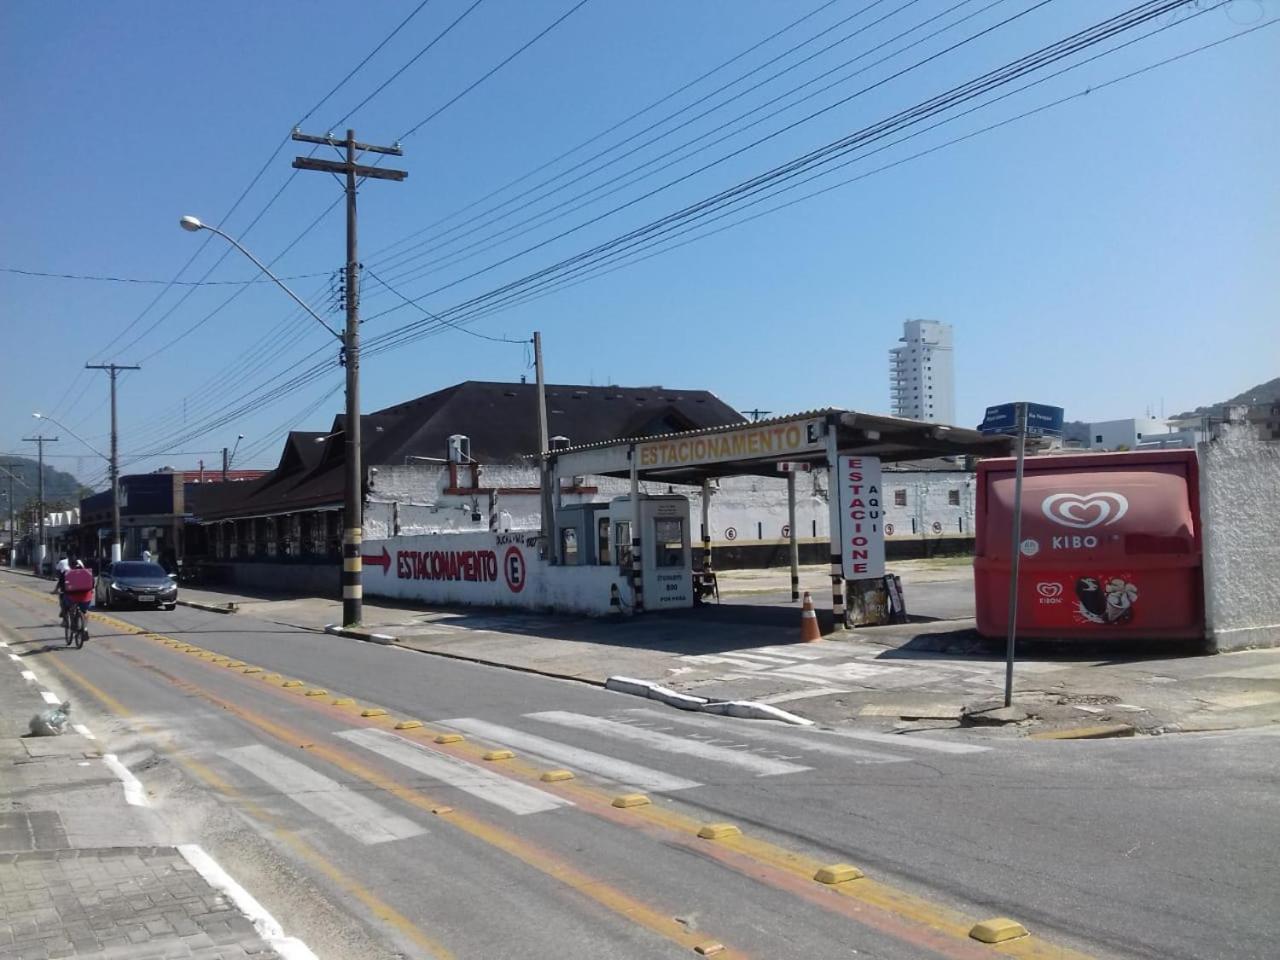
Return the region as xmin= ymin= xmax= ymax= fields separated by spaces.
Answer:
xmin=0 ymin=847 xmax=279 ymax=960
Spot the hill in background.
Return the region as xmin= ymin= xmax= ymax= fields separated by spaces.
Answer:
xmin=0 ymin=455 xmax=92 ymax=517
xmin=1172 ymin=376 xmax=1280 ymax=421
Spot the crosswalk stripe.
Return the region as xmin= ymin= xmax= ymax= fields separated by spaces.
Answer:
xmin=527 ymin=711 xmax=810 ymax=777
xmin=225 ymin=745 xmax=425 ymax=844
xmin=827 ymin=729 xmax=990 ymax=755
xmin=444 ymin=718 xmax=701 ymax=793
xmin=335 ymin=728 xmax=573 ymax=816
xmin=623 ymin=709 xmax=910 ymax=764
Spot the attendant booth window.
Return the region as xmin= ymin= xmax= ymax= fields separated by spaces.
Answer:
xmin=655 ymin=517 xmax=685 ymax=568
xmin=597 ymin=518 xmax=611 ymax=566
xmin=560 ymin=527 xmax=579 ymax=565
xmin=614 ymin=521 xmax=632 ymax=570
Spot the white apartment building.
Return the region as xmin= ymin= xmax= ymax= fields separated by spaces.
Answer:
xmin=889 ymin=319 xmax=955 ymax=423
xmin=1086 ymin=417 xmax=1174 ymax=450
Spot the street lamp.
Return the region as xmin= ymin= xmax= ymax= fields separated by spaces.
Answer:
xmin=180 ymin=215 xmax=363 ymax=625
xmin=32 ymin=412 xmax=108 ymax=461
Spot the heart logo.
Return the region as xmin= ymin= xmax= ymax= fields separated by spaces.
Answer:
xmin=1036 ymin=581 xmax=1063 ymax=599
xmin=1041 ymin=492 xmax=1129 ymax=530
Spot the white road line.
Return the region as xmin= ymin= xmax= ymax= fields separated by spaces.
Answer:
xmin=623 ymin=709 xmax=910 ymax=764
xmin=72 ymin=723 xmax=96 ymax=740
xmin=178 ymin=844 xmax=318 ymax=960
xmin=226 ymin=744 xmax=425 ymax=844
xmin=444 ymin=718 xmax=701 ymax=793
xmin=335 ymin=728 xmax=572 ymax=816
xmin=0 ymin=640 xmax=8 ymax=646
xmin=714 ymin=652 xmax=801 ymax=665
xmin=102 ymin=754 xmax=150 ymax=807
xmin=528 ymin=711 xmax=810 ymax=777
xmin=40 ymin=690 xmax=61 ymax=705
xmin=827 ymin=728 xmax=990 ymax=755
xmin=7 ymin=653 xmax=20 ymax=661
xmin=20 ymin=670 xmax=37 ymax=682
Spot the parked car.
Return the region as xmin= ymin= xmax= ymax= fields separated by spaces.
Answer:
xmin=95 ymin=561 xmax=178 ymax=610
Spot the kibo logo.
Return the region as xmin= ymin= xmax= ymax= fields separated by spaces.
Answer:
xmin=1041 ymin=492 xmax=1129 ymax=530
xmin=1036 ymin=582 xmax=1063 ymax=599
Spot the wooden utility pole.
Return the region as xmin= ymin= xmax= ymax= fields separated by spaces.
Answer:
xmin=2 ymin=466 xmax=16 ymax=568
xmin=292 ymin=129 xmax=406 ymax=627
xmin=21 ymin=436 xmax=58 ymax=572
xmin=86 ymin=363 xmax=141 ymax=563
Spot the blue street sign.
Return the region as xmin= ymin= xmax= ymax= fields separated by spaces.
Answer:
xmin=1025 ymin=402 xmax=1064 ymax=437
xmin=979 ymin=403 xmax=1018 ymax=435
xmin=979 ymin=402 xmax=1064 ymax=437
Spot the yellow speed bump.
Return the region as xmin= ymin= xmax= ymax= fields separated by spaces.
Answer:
xmin=540 ymin=769 xmax=574 ymax=782
xmin=209 ymin=656 xmax=229 ymax=664
xmin=431 ymin=806 xmax=454 ymax=815
xmin=434 ymin=733 xmax=464 ymax=744
xmin=611 ymin=793 xmax=650 ymax=809
xmin=813 ymin=863 xmax=864 ymax=885
xmin=305 ymin=689 xmax=329 ymax=697
xmin=224 ymin=660 xmax=245 ymax=668
xmin=281 ymin=680 xmax=303 ymax=688
xmin=332 ymin=697 xmax=355 ymax=706
xmin=361 ymin=708 xmax=388 ymax=718
xmin=394 ymin=720 xmax=422 ymax=730
xmin=694 ymin=942 xmax=726 ymax=956
xmin=242 ymin=666 xmax=262 ymax=674
xmin=483 ymin=749 xmax=514 ymax=761
xmin=697 ymin=823 xmax=741 ymax=841
xmin=262 ymin=673 xmax=282 ymax=682
xmin=969 ymin=918 xmax=1029 ymax=944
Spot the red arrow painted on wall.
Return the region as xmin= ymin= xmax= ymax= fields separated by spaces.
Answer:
xmin=362 ymin=546 xmax=391 ymax=574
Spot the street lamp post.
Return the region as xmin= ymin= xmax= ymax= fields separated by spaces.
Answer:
xmin=34 ymin=412 xmax=110 ymax=562
xmin=178 ymin=216 xmax=363 ymax=624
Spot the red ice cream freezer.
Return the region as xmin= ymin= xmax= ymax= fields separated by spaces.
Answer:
xmin=974 ymin=450 xmax=1203 ymax=640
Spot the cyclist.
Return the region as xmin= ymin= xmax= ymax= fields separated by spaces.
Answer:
xmin=60 ymin=560 xmax=95 ymax=647
xmin=53 ymin=556 xmax=72 ymax=625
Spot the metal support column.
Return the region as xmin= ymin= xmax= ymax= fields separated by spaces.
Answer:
xmin=629 ymin=447 xmax=643 ymax=613
xmin=787 ymin=470 xmax=799 ymax=602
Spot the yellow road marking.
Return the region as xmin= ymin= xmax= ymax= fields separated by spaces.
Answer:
xmin=37 ymin=653 xmax=457 ymax=960
xmin=15 ymin=583 xmax=1097 ymax=960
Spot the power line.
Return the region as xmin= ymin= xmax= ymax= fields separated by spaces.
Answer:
xmin=368 ymin=0 xmax=851 ymax=261
xmin=357 ymin=0 xmax=1197 ymax=352
xmin=2 ymin=266 xmax=328 ymax=285
xmin=398 ymin=0 xmax=594 ymax=141
xmin=370 ymin=0 xmax=996 ymax=289
xmin=363 ymin=268 xmax=530 ymax=343
xmin=330 ymin=0 xmax=486 ymax=127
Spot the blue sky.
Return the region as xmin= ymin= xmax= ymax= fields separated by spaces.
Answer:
xmin=3 ymin=0 xmax=1276 ymax=485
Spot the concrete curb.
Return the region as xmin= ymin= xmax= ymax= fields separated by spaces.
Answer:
xmin=323 ymin=624 xmax=396 ymax=645
xmin=177 ymin=599 xmax=238 ymax=615
xmin=604 ymin=676 xmax=813 ymax=726
xmin=1029 ymin=723 xmax=1136 ymax=740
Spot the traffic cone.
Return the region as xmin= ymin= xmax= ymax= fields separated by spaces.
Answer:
xmin=799 ymin=591 xmax=822 ymax=643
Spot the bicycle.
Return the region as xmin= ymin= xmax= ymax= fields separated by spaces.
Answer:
xmin=64 ymin=604 xmax=88 ymax=649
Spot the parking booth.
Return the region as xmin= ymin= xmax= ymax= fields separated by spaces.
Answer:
xmin=548 ymin=411 xmax=1009 ymax=622
xmin=974 ymin=449 xmax=1204 ymax=640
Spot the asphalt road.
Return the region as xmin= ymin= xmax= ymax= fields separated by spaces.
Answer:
xmin=2 ymin=569 xmax=1276 ymax=960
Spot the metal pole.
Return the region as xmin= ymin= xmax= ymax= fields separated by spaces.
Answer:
xmin=21 ymin=437 xmax=57 ymax=572
xmin=787 ymin=470 xmax=799 ymax=602
xmin=534 ymin=331 xmax=554 ymax=563
xmin=6 ymin=472 xmax=13 ymax=567
xmin=342 ymin=128 xmax=363 ymax=627
xmin=222 ymin=447 xmax=229 ymax=482
xmin=700 ymin=478 xmax=711 ymax=575
xmin=629 ymin=446 xmax=643 ymax=613
xmin=1003 ymin=402 xmax=1028 ymax=708
xmin=87 ymin=363 xmax=138 ymax=562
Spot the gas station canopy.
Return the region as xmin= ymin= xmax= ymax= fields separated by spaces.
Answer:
xmin=548 ymin=409 xmax=1013 ymax=483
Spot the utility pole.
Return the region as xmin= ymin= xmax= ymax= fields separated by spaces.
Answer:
xmin=292 ymin=129 xmax=406 ymax=627
xmin=21 ymin=436 xmax=58 ymax=573
xmin=86 ymin=363 xmax=141 ymax=563
xmin=533 ymin=331 xmax=554 ymax=563
xmin=2 ymin=467 xmax=15 ymax=568
xmin=222 ymin=448 xmax=229 ymax=482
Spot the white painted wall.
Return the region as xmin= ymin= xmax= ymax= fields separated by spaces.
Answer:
xmin=1199 ymin=427 xmax=1280 ymax=651
xmin=1087 ymin=418 xmax=1172 ymax=450
xmin=363 ymin=461 xmax=974 ymax=547
xmin=363 ymin=528 xmax=632 ymax=616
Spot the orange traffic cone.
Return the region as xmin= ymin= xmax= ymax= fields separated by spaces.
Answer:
xmin=799 ymin=591 xmax=822 ymax=643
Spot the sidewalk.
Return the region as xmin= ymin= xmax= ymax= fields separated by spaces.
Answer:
xmin=162 ymin=564 xmax=1280 ymax=738
xmin=0 ymin=622 xmax=294 ymax=959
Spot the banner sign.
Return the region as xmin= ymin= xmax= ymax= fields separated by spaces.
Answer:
xmin=637 ymin=419 xmax=823 ymax=469
xmin=836 ymin=455 xmax=885 ymax=579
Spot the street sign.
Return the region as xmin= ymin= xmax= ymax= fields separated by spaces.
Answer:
xmin=1025 ymin=402 xmax=1064 ymax=436
xmin=979 ymin=403 xmax=1019 ymax=435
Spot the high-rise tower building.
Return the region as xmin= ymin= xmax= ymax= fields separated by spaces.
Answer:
xmin=889 ymin=319 xmax=954 ymax=423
